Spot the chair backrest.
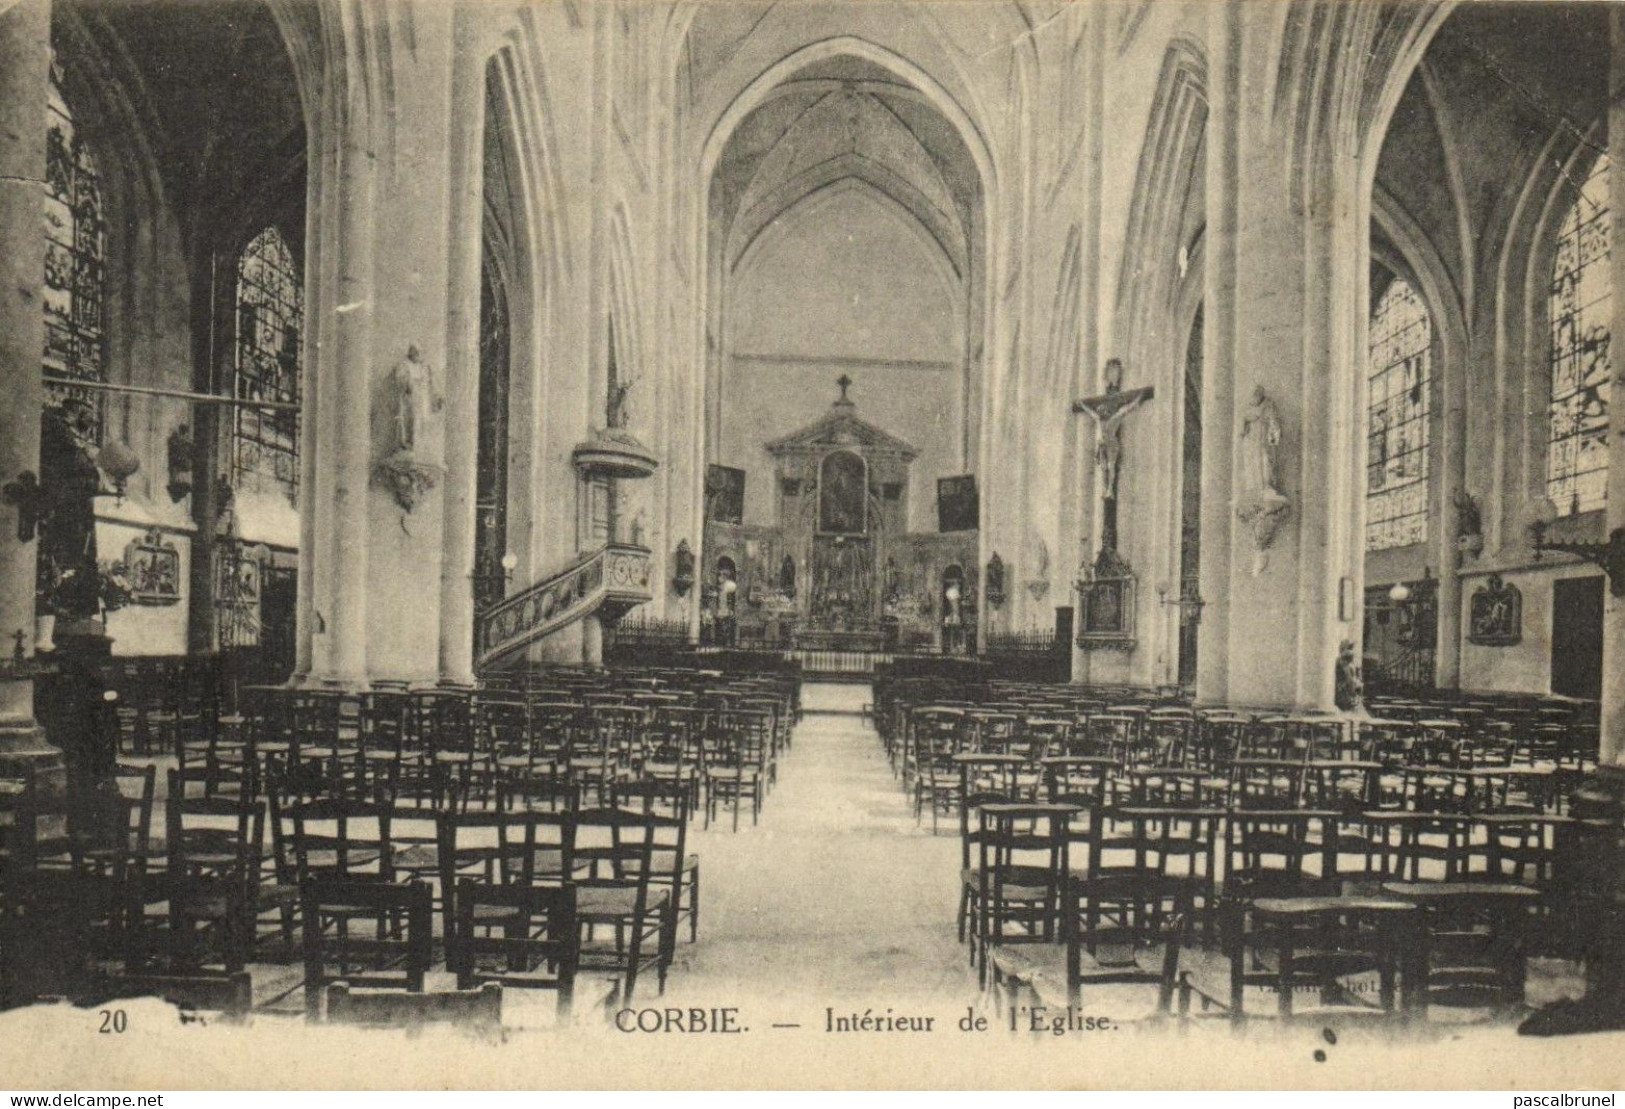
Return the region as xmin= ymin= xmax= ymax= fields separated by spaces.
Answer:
xmin=166 ymin=767 xmax=264 ymax=886
xmin=976 ymin=804 xmax=1069 ymax=889
xmin=360 ymin=690 xmax=411 ymax=753
xmin=109 ymin=762 xmax=156 ymax=854
xmin=287 ymin=795 xmax=393 ymax=883
xmin=450 ymin=879 xmax=576 ymax=1013
xmin=613 ymin=776 xmax=693 ymax=823
xmin=498 ymin=772 xmax=580 ymax=814
xmin=1224 ymin=810 xmax=1333 ymax=898
xmin=291 ymin=690 xmax=343 ymax=739
xmin=571 ymin=807 xmax=660 ymax=901
xmin=491 ymin=810 xmax=572 ymax=886
xmin=477 ymin=696 xmax=529 ymax=752
xmin=301 ymin=879 xmax=433 ymax=1021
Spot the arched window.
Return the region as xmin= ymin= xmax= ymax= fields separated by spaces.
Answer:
xmin=233 ymin=226 xmax=303 ymax=504
xmin=1366 ymin=275 xmax=1433 ymax=550
xmin=42 ymin=54 xmax=107 ymax=440
xmin=1547 ymin=153 xmax=1612 ymax=517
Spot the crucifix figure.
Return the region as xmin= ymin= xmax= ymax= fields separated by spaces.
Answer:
xmin=836 ymin=373 xmax=853 ymax=404
xmin=1072 ymin=358 xmax=1153 ymax=558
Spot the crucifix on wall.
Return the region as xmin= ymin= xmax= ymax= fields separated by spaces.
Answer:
xmin=1072 ymin=357 xmax=1153 ymax=561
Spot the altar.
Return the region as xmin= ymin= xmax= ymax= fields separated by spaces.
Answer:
xmin=701 ymin=378 xmax=978 ymax=652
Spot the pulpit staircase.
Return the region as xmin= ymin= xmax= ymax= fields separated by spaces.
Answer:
xmin=474 ymin=542 xmax=653 ymax=670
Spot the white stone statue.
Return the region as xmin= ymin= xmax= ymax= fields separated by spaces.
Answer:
xmin=376 ymin=344 xmax=446 ymax=521
xmin=1239 ymin=385 xmax=1283 ymax=498
xmin=1235 ymin=384 xmax=1290 ymax=570
xmin=391 ymin=344 xmax=444 ymax=462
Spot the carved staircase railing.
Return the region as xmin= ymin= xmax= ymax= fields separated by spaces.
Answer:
xmin=475 ymin=543 xmax=653 ymax=669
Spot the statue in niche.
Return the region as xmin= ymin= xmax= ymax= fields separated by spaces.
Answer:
xmin=1235 ymin=385 xmax=1291 ymax=571
xmin=1027 ymin=537 xmax=1050 ymax=601
xmin=391 ymin=345 xmax=444 ymax=458
xmin=166 ymin=423 xmax=194 ymax=502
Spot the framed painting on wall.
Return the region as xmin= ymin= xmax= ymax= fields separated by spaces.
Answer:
xmin=1467 ymin=574 xmax=1521 ymax=646
xmin=937 ymin=475 xmax=978 ymax=533
xmin=706 ymin=464 xmax=746 ymax=525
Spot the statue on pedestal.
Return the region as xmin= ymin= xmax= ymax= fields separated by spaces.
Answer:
xmin=36 ymin=397 xmax=102 ymax=620
xmin=391 ymin=345 xmax=444 ymax=457
xmin=1334 ymin=638 xmax=1364 ymax=713
xmin=376 ymin=344 xmax=446 ymax=519
xmin=1235 ymin=385 xmax=1291 ymax=572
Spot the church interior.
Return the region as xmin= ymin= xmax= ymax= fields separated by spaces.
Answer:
xmin=3 ymin=0 xmax=1625 ymax=1071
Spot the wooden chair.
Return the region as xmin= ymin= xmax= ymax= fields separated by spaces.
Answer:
xmin=572 ymin=807 xmax=669 ymax=1001
xmin=706 ymin=714 xmax=768 ymax=832
xmin=161 ymin=766 xmax=265 ymax=973
xmin=448 ymin=879 xmax=576 ymax=1017
xmin=301 ymin=879 xmax=433 ymax=1021
xmin=968 ymin=803 xmax=1071 ymax=985
xmin=614 ymin=778 xmax=699 ymax=943
xmin=1380 ymin=880 xmax=1539 ymax=1016
xmin=1223 ymin=895 xmax=1418 ymax=1025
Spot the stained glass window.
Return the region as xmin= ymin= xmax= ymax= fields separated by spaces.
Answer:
xmin=42 ymin=55 xmax=106 ymax=440
xmin=1548 ymin=154 xmax=1612 ymax=517
xmin=1366 ymin=276 xmax=1433 ymax=550
xmin=233 ymin=227 xmax=303 ymax=503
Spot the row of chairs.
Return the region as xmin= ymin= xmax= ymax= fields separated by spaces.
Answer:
xmin=0 ymin=757 xmax=697 ymax=1019
xmin=896 ymin=702 xmax=1591 ymax=829
xmin=970 ymin=802 xmax=1558 ymax=1026
xmin=168 ymin=679 xmax=794 ymax=832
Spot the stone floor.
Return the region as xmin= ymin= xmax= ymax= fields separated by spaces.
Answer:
xmin=657 ymin=681 xmax=975 ymax=1012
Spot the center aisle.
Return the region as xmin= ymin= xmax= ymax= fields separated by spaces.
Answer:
xmin=660 ymin=681 xmax=976 ymax=1008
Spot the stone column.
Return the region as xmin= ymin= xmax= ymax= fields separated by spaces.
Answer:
xmin=319 ymin=94 xmax=378 ymax=687
xmin=1195 ymin=0 xmax=1240 ymax=706
xmin=296 ymin=0 xmax=458 ymax=688
xmin=1198 ymin=1 xmax=1366 ymax=711
xmin=437 ymin=27 xmax=486 ymax=688
xmin=0 ymin=0 xmax=60 ymax=771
